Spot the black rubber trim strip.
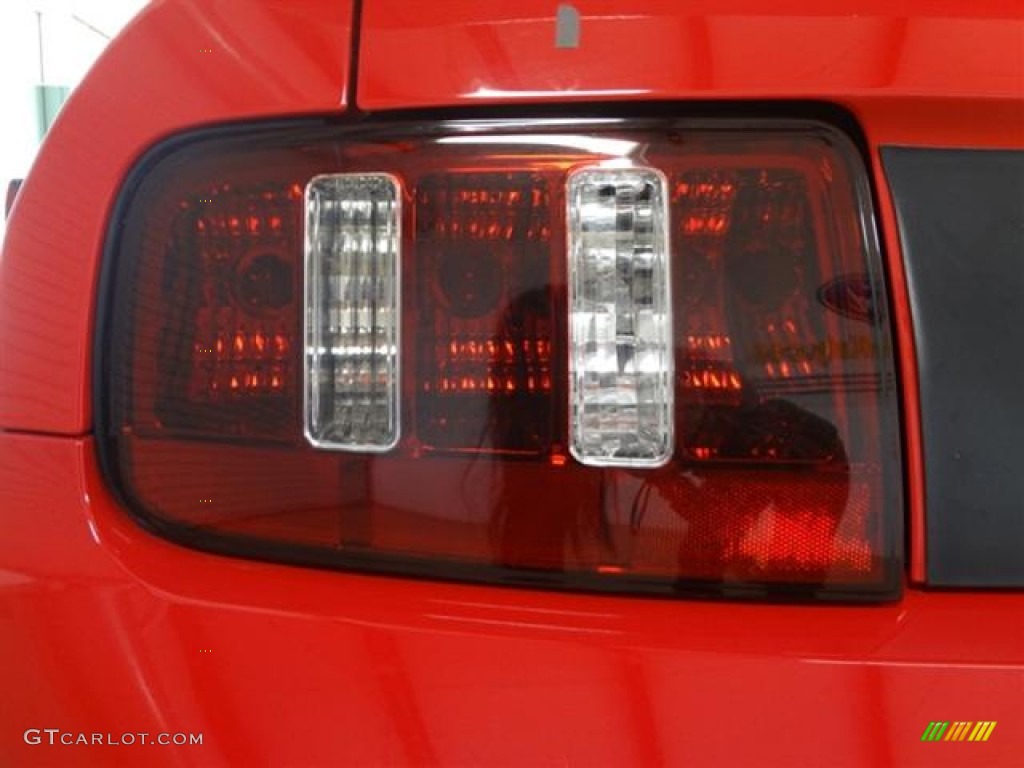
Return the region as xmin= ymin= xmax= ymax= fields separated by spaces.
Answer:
xmin=882 ymin=147 xmax=1024 ymax=587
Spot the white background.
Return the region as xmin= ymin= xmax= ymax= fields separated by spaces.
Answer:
xmin=0 ymin=0 xmax=148 ymax=240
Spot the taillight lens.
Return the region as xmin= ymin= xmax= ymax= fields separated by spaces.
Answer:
xmin=305 ymin=173 xmax=401 ymax=451
xmin=567 ymin=167 xmax=674 ymax=467
xmin=413 ymin=172 xmax=555 ymax=455
xmin=101 ymin=118 xmax=901 ymax=599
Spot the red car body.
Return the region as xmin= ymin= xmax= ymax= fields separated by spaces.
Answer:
xmin=1 ymin=1 xmax=1022 ymax=765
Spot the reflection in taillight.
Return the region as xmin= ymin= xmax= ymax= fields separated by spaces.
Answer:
xmin=414 ymin=172 xmax=555 ymax=454
xmin=101 ymin=118 xmax=901 ymax=599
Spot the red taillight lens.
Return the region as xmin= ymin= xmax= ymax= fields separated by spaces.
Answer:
xmin=157 ymin=180 xmax=302 ymax=439
xmin=101 ymin=119 xmax=901 ymax=599
xmin=414 ymin=172 xmax=556 ymax=454
xmin=675 ymin=164 xmax=867 ymax=464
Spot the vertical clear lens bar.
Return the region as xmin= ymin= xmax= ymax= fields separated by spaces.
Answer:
xmin=568 ymin=167 xmax=673 ymax=466
xmin=305 ymin=174 xmax=400 ymax=451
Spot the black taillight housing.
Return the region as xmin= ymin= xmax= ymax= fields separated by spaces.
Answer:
xmin=98 ymin=116 xmax=902 ymax=600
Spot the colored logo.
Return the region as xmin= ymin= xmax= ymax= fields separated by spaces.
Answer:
xmin=817 ymin=274 xmax=876 ymax=324
xmin=921 ymin=721 xmax=997 ymax=742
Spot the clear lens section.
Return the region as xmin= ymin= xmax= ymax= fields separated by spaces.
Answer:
xmin=568 ymin=168 xmax=673 ymax=466
xmin=305 ymin=174 xmax=400 ymax=450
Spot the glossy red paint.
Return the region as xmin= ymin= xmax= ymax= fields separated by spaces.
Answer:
xmin=0 ymin=0 xmax=352 ymax=435
xmin=2 ymin=0 xmax=1022 ymax=764
xmin=359 ymin=0 xmax=1024 ymax=115
xmin=1 ymin=432 xmax=1022 ymax=767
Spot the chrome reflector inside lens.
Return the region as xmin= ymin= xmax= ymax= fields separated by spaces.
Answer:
xmin=304 ymin=174 xmax=401 ymax=451
xmin=567 ymin=167 xmax=673 ymax=466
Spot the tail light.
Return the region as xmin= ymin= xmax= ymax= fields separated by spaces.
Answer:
xmin=100 ymin=118 xmax=901 ymax=599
